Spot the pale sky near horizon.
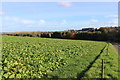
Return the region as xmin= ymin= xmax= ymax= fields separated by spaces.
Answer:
xmin=0 ymin=2 xmax=118 ymax=32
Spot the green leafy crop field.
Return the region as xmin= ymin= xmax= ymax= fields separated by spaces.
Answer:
xmin=0 ymin=35 xmax=119 ymax=79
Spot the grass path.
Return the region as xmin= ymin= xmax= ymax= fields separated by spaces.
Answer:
xmin=77 ymin=44 xmax=107 ymax=79
xmin=111 ymin=43 xmax=120 ymax=56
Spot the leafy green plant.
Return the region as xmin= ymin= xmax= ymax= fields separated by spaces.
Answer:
xmin=1 ymin=35 xmax=119 ymax=79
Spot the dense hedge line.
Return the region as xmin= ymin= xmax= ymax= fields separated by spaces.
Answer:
xmin=3 ymin=27 xmax=120 ymax=42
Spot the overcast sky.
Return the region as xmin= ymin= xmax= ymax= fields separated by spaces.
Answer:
xmin=0 ymin=2 xmax=118 ymax=32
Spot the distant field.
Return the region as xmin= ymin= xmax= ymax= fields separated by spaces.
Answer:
xmin=1 ymin=35 xmax=119 ymax=79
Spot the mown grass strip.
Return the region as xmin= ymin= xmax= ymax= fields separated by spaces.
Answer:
xmin=83 ymin=43 xmax=119 ymax=79
xmin=77 ymin=44 xmax=108 ymax=79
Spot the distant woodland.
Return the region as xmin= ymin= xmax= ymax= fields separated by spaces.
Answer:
xmin=2 ymin=27 xmax=120 ymax=42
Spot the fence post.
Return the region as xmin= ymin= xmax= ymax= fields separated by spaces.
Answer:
xmin=101 ymin=59 xmax=104 ymax=79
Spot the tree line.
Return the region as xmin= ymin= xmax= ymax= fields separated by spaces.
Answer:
xmin=2 ymin=27 xmax=120 ymax=42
